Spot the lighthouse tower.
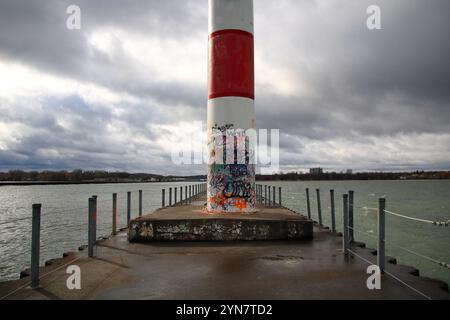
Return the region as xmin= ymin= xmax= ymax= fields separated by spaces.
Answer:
xmin=207 ymin=0 xmax=256 ymax=213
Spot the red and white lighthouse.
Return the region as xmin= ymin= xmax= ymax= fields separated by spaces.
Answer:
xmin=207 ymin=0 xmax=256 ymax=213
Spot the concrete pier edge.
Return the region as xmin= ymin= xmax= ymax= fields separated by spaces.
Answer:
xmin=1 ymin=224 xmax=447 ymax=300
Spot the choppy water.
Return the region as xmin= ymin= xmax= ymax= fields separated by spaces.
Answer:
xmin=0 ymin=182 xmax=193 ymax=282
xmin=0 ymin=180 xmax=449 ymax=287
xmin=273 ymin=180 xmax=450 ymax=287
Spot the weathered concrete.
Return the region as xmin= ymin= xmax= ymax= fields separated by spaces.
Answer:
xmin=1 ymin=224 xmax=448 ymax=300
xmin=128 ymin=202 xmax=313 ymax=242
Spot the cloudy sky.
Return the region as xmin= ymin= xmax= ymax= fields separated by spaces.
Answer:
xmin=0 ymin=0 xmax=449 ymax=175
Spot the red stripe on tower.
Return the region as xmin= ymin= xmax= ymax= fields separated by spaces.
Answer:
xmin=208 ymin=29 xmax=254 ymax=100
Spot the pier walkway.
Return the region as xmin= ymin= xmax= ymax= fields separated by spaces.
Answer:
xmin=1 ymin=223 xmax=448 ymax=300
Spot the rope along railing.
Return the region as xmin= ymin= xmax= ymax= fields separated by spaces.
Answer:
xmin=358 ymin=206 xmax=449 ymax=226
xmin=347 ymin=225 xmax=378 ymax=240
xmin=346 ymin=248 xmax=432 ymax=300
xmin=276 ymin=187 xmax=449 ymax=299
xmin=250 ymin=186 xmax=450 ymax=276
xmin=356 ymin=204 xmax=450 ymax=269
xmin=384 ymin=209 xmax=449 ymax=226
xmin=339 ymin=192 xmax=450 ymax=299
xmin=348 ymin=197 xmax=450 ymax=270
xmin=385 ymin=240 xmax=450 ymax=270
xmin=0 ymin=255 xmax=84 ymax=300
xmin=348 ymin=225 xmax=450 ymax=270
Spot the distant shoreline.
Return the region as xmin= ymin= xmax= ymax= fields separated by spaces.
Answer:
xmin=1 ymin=178 xmax=449 ymax=186
xmin=0 ymin=180 xmax=204 ymax=186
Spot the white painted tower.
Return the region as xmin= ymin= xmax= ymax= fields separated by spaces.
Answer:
xmin=207 ymin=0 xmax=256 ymax=213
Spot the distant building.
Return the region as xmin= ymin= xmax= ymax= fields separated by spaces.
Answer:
xmin=346 ymin=169 xmax=353 ymax=174
xmin=309 ymin=168 xmax=323 ymax=175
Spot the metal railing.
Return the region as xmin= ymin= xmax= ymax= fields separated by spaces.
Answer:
xmin=278 ymin=186 xmax=449 ymax=299
xmin=0 ymin=182 xmax=207 ymax=298
xmin=255 ymin=184 xmax=283 ymax=207
xmin=323 ymin=189 xmax=448 ymax=299
xmin=2 ymin=182 xmax=447 ymax=299
xmin=161 ymin=183 xmax=207 ymax=207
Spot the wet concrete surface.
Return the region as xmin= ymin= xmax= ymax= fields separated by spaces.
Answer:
xmin=1 ymin=225 xmax=448 ymax=300
xmin=136 ymin=200 xmax=308 ymax=221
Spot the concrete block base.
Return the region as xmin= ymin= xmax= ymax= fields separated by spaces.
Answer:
xmin=128 ymin=203 xmax=313 ymax=242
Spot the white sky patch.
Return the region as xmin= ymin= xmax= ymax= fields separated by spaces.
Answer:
xmin=86 ymin=27 xmax=207 ymax=86
xmin=255 ymin=50 xmax=308 ymax=97
xmin=0 ymin=122 xmax=26 ymax=148
xmin=0 ymin=60 xmax=141 ymax=106
xmin=290 ymin=133 xmax=450 ymax=172
xmin=151 ymin=121 xmax=204 ymax=154
xmin=88 ymin=28 xmax=122 ymax=60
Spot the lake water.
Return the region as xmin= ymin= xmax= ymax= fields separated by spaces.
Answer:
xmin=0 ymin=180 xmax=449 ymax=287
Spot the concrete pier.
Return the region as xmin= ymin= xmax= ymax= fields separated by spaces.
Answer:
xmin=1 ymin=225 xmax=448 ymax=299
xmin=128 ymin=202 xmax=312 ymax=242
xmin=1 ymin=195 xmax=448 ymax=300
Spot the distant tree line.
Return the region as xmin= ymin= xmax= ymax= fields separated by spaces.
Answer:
xmin=0 ymin=170 xmax=164 ymax=182
xmin=0 ymin=169 xmax=449 ymax=182
xmin=257 ymin=171 xmax=450 ymax=181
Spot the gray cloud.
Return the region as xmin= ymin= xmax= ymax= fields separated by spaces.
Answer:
xmin=0 ymin=0 xmax=449 ymax=173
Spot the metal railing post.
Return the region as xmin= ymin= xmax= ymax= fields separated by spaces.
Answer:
xmin=180 ymin=186 xmax=183 ymax=205
xmin=306 ymin=188 xmax=311 ymax=219
xmin=92 ymin=195 xmax=97 ymax=241
xmin=112 ymin=193 xmax=117 ymax=235
xmin=272 ymin=186 xmax=276 ymax=206
xmin=259 ymin=185 xmax=262 ymax=204
xmin=278 ymin=187 xmax=282 ymax=207
xmin=264 ymin=185 xmax=268 ymax=206
xmin=139 ymin=190 xmax=143 ymax=217
xmin=330 ymin=189 xmax=336 ymax=232
xmin=378 ymin=198 xmax=386 ymax=273
xmin=127 ymin=191 xmax=131 ymax=226
xmin=343 ymin=194 xmax=349 ymax=254
xmin=92 ymin=195 xmax=97 ymax=236
xmin=162 ymin=189 xmax=165 ymax=207
xmin=175 ymin=187 xmax=177 ymax=204
xmin=349 ymin=190 xmax=354 ymax=242
xmin=88 ymin=197 xmax=95 ymax=258
xmin=316 ymin=189 xmax=322 ymax=226
xmin=31 ymin=203 xmax=41 ymax=288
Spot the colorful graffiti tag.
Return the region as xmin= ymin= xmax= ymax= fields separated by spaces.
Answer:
xmin=207 ymin=125 xmax=256 ymax=213
xmin=207 ymin=163 xmax=256 ymax=213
